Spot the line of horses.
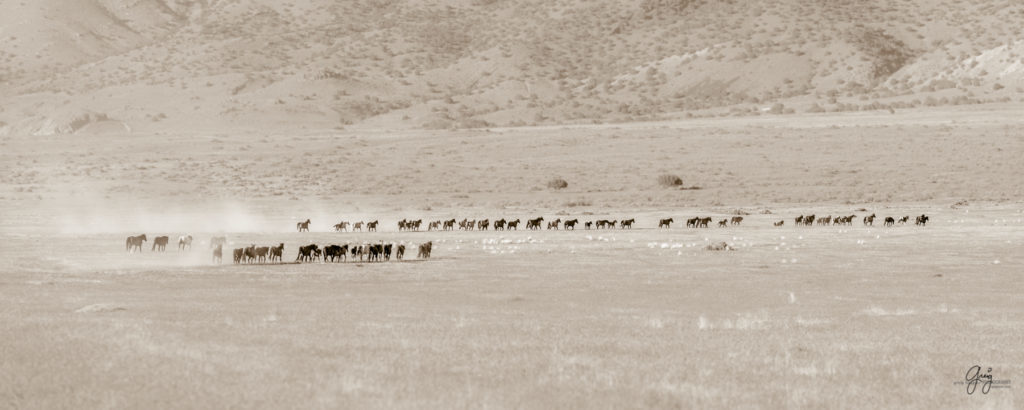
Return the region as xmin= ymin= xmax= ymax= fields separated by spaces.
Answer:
xmin=300 ymin=213 xmax=935 ymax=233
xmin=660 ymin=216 xmax=745 ymax=229
xmin=326 ymin=217 xmax=641 ymax=232
xmin=127 ymin=233 xmax=433 ymax=264
xmin=226 ymin=243 xmax=285 ymax=264
xmin=332 ymin=220 xmax=380 ymax=232
xmin=125 ymin=234 xmax=195 ymax=253
xmin=125 ymin=235 xmax=226 ymax=254
xmin=773 ymin=214 xmax=930 ymax=227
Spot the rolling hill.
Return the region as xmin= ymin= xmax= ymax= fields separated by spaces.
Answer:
xmin=1 ymin=0 xmax=1022 ymax=135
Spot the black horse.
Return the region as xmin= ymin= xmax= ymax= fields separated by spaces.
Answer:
xmin=296 ymin=244 xmax=319 ymax=262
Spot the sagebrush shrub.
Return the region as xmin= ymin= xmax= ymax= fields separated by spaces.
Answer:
xmin=547 ymin=178 xmax=568 ymax=190
xmin=658 ymin=174 xmax=683 ymax=187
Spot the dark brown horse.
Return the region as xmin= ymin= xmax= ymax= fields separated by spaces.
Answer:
xmin=244 ymin=245 xmax=258 ymax=263
xmin=418 ymin=241 xmax=433 ymax=259
xmin=152 ymin=236 xmax=169 ymax=252
xmin=297 ymin=219 xmax=311 ymax=232
xmin=125 ymin=234 xmax=147 ymax=253
xmin=323 ymin=244 xmax=346 ymax=262
xmin=269 ymin=243 xmax=284 ymax=263
xmin=863 ymin=214 xmax=876 ymax=226
xmin=255 ymin=246 xmax=270 ymax=263
xmin=546 ymin=218 xmax=561 ymax=230
xmin=296 ymin=244 xmax=319 ymax=262
xmin=367 ymin=244 xmax=383 ymax=262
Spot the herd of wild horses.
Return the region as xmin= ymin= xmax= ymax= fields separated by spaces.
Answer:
xmin=331 ymin=217 xmax=638 ymax=232
xmin=327 ymin=213 xmax=929 ymax=232
xmin=770 ymin=213 xmax=930 ymax=227
xmin=289 ymin=242 xmax=432 ymax=264
xmin=126 ymin=233 xmax=434 ymax=265
xmin=124 ymin=213 xmax=930 ymax=263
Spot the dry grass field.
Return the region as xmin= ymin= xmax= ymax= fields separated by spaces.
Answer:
xmin=1 ymin=107 xmax=1022 ymax=408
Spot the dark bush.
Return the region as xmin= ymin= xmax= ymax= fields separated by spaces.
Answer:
xmin=547 ymin=178 xmax=568 ymax=190
xmin=658 ymin=174 xmax=683 ymax=187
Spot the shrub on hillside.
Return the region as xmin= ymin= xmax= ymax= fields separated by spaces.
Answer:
xmin=847 ymin=28 xmax=915 ymax=82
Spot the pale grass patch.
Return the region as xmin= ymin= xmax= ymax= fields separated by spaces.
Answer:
xmin=74 ymin=303 xmax=126 ymax=313
xmin=792 ymin=360 xmax=838 ymax=376
xmin=697 ymin=312 xmax=772 ymax=330
xmin=794 ymin=317 xmax=831 ymax=327
xmin=860 ymin=306 xmax=916 ymax=316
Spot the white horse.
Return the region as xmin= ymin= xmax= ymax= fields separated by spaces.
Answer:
xmin=178 ymin=235 xmax=193 ymax=251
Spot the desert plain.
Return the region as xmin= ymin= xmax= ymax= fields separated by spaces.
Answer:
xmin=1 ymin=104 xmax=1022 ymax=408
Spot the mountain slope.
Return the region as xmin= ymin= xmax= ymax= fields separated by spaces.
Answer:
xmin=1 ymin=0 xmax=1022 ymax=135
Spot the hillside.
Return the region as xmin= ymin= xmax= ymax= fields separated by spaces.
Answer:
xmin=1 ymin=0 xmax=1022 ymax=135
